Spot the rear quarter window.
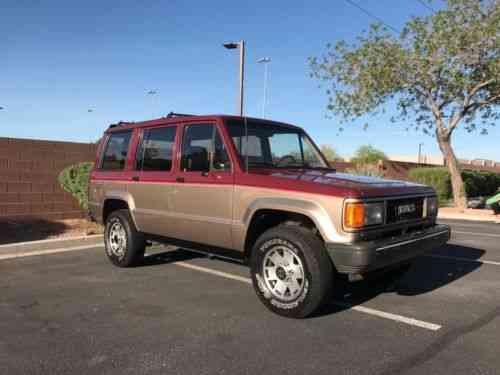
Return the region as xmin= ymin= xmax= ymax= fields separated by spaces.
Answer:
xmin=100 ymin=131 xmax=132 ymax=170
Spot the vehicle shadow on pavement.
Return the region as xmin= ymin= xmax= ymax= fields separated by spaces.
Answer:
xmin=0 ymin=219 xmax=70 ymax=245
xmin=315 ymin=243 xmax=484 ymax=317
xmin=141 ymin=248 xmax=204 ymax=267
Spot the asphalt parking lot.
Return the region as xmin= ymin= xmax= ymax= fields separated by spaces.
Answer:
xmin=1 ymin=219 xmax=499 ymax=375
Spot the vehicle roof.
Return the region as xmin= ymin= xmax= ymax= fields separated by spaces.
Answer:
xmin=105 ymin=114 xmax=302 ymax=133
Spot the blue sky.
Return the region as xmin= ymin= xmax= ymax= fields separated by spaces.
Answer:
xmin=1 ymin=0 xmax=499 ymax=160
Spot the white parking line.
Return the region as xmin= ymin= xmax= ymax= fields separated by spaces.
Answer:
xmin=176 ymin=261 xmax=253 ymax=284
xmin=452 ymin=231 xmax=500 ymax=238
xmin=334 ymin=302 xmax=442 ymax=331
xmin=175 ymin=261 xmax=442 ymax=331
xmin=0 ymin=244 xmax=99 ymax=261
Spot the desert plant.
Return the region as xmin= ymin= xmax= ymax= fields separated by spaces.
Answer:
xmin=351 ymin=145 xmax=387 ymax=167
xmin=58 ymin=162 xmax=94 ymax=210
xmin=346 ymin=163 xmax=384 ymax=178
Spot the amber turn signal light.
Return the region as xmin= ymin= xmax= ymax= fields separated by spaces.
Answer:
xmin=344 ymin=202 xmax=365 ymax=229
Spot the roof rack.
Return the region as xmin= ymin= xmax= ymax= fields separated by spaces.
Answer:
xmin=167 ymin=112 xmax=195 ymax=118
xmin=108 ymin=112 xmax=196 ymax=129
xmin=108 ymin=121 xmax=134 ymax=129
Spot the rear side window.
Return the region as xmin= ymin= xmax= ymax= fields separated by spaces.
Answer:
xmin=100 ymin=131 xmax=132 ymax=170
xmin=136 ymin=126 xmax=177 ymax=171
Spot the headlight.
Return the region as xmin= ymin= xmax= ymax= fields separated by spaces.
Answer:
xmin=344 ymin=202 xmax=384 ymax=229
xmin=426 ymin=197 xmax=438 ymax=217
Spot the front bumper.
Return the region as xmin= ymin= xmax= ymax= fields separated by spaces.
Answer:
xmin=326 ymin=224 xmax=450 ymax=275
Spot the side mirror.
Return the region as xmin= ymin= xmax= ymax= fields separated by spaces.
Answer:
xmin=213 ymin=161 xmax=231 ymax=171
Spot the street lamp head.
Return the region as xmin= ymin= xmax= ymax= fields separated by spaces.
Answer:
xmin=0 ymin=106 xmax=4 ymax=110
xmin=147 ymin=90 xmax=157 ymax=95
xmin=223 ymin=42 xmax=239 ymax=50
xmin=257 ymin=57 xmax=271 ymax=63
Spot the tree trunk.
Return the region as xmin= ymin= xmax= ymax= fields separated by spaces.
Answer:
xmin=437 ymin=134 xmax=466 ymax=209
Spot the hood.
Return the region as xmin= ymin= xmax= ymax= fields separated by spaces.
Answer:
xmin=250 ymin=168 xmax=433 ymax=198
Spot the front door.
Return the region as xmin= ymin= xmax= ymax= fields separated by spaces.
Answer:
xmin=171 ymin=122 xmax=234 ymax=249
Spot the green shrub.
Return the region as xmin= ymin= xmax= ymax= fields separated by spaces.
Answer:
xmin=58 ymin=162 xmax=94 ymax=210
xmin=408 ymin=167 xmax=500 ymax=203
xmin=408 ymin=167 xmax=451 ymax=203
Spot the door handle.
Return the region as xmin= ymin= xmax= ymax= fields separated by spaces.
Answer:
xmin=131 ymin=176 xmax=140 ymax=182
xmin=176 ymin=177 xmax=185 ymax=183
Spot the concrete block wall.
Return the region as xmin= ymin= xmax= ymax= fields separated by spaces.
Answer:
xmin=0 ymin=137 xmax=97 ymax=221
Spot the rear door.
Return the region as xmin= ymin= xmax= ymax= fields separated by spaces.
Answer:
xmin=127 ymin=124 xmax=179 ymax=236
xmin=171 ymin=122 xmax=234 ymax=249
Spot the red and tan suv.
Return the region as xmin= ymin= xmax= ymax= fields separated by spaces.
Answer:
xmin=89 ymin=113 xmax=450 ymax=318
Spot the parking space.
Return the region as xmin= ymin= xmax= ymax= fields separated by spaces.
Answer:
xmin=0 ymin=219 xmax=499 ymax=374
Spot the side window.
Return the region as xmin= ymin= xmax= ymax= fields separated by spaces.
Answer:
xmin=181 ymin=124 xmax=213 ymax=172
xmin=100 ymin=131 xmax=132 ymax=170
xmin=301 ymin=134 xmax=326 ymax=168
xmin=232 ymin=135 xmax=263 ymax=158
xmin=212 ymin=129 xmax=230 ymax=171
xmin=269 ymin=132 xmax=301 ymax=163
xmin=136 ymin=126 xmax=176 ymax=171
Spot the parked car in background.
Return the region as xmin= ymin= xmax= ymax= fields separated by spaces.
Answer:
xmin=89 ymin=113 xmax=450 ymax=318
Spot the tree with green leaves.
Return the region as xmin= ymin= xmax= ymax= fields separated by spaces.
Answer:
xmin=351 ymin=145 xmax=387 ymax=166
xmin=309 ymin=0 xmax=499 ymax=208
xmin=320 ymin=144 xmax=342 ymax=161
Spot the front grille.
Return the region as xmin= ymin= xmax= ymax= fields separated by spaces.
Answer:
xmin=386 ymin=197 xmax=424 ymax=224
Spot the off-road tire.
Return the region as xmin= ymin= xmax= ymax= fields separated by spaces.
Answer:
xmin=104 ymin=209 xmax=145 ymax=267
xmin=250 ymin=225 xmax=334 ymax=318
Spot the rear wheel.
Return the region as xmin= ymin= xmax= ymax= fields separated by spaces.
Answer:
xmin=250 ymin=225 xmax=334 ymax=318
xmin=104 ymin=209 xmax=145 ymax=267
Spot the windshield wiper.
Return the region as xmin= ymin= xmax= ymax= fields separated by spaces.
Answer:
xmin=275 ymin=163 xmax=336 ymax=172
xmin=275 ymin=162 xmax=310 ymax=169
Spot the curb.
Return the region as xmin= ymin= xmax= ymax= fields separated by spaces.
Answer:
xmin=0 ymin=235 xmax=104 ymax=258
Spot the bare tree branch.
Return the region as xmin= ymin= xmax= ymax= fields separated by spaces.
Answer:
xmin=463 ymin=79 xmax=495 ymax=112
xmin=446 ymin=112 xmax=463 ymax=137
xmin=464 ymin=92 xmax=500 ymax=113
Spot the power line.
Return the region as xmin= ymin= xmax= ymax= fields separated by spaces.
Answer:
xmin=415 ymin=0 xmax=436 ymax=13
xmin=343 ymin=0 xmax=400 ymax=34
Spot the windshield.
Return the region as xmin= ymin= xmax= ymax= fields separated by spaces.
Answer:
xmin=225 ymin=119 xmax=329 ymax=169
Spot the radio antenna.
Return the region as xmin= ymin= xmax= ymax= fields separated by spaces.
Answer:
xmin=244 ymin=116 xmax=249 ymax=173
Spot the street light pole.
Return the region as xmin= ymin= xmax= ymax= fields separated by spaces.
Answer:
xmin=257 ymin=57 xmax=271 ymax=118
xmin=418 ymin=142 xmax=424 ymax=164
xmin=238 ymin=40 xmax=245 ymax=116
xmin=223 ymin=40 xmax=245 ymax=116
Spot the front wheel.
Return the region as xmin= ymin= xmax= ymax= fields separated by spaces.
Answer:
xmin=104 ymin=209 xmax=145 ymax=267
xmin=250 ymin=225 xmax=334 ymax=318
